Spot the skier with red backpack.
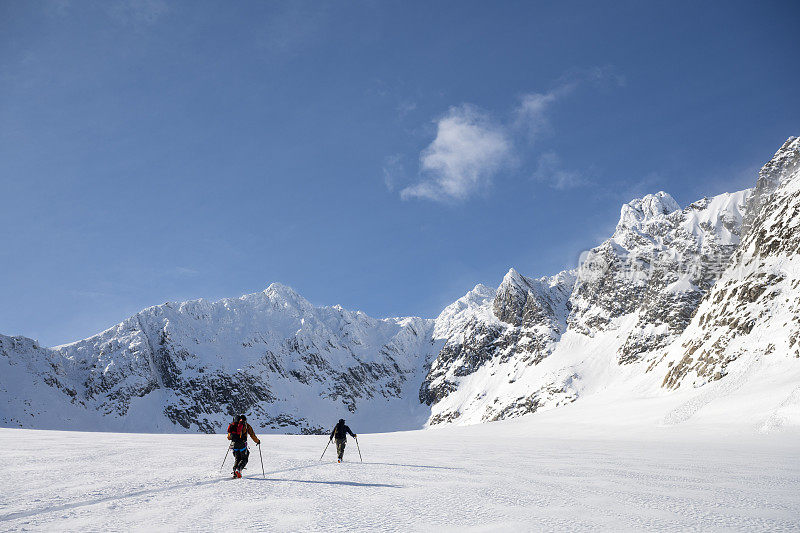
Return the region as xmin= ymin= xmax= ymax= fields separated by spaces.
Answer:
xmin=227 ymin=414 xmax=260 ymax=478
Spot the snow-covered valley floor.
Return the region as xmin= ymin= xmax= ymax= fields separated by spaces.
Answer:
xmin=1 ymin=418 xmax=799 ymax=532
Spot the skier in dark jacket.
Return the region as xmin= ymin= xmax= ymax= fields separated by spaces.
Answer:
xmin=329 ymin=419 xmax=356 ymax=463
xmin=227 ymin=414 xmax=260 ymax=478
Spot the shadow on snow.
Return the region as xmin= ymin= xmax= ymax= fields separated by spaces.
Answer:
xmin=0 ymin=462 xmax=402 ymax=523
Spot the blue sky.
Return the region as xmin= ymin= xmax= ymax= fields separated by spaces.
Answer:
xmin=1 ymin=0 xmax=798 ymax=346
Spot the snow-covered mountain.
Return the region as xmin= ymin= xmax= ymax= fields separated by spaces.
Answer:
xmin=0 ymin=284 xmax=439 ymax=433
xmin=420 ymin=137 xmax=798 ymax=428
xmin=2 ymin=137 xmax=799 ymax=434
xmin=420 ymin=269 xmax=577 ymax=425
xmin=571 ymin=189 xmax=748 ymax=364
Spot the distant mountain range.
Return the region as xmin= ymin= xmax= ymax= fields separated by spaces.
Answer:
xmin=2 ymin=137 xmax=798 ymax=434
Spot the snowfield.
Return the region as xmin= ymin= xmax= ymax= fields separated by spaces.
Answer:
xmin=2 ymin=411 xmax=798 ymax=532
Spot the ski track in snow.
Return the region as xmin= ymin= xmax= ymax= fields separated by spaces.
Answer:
xmin=1 ymin=425 xmax=798 ymax=532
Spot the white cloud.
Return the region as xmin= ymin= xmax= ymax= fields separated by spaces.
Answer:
xmin=512 ymin=67 xmax=625 ymax=141
xmin=401 ymin=105 xmax=511 ymax=203
xmin=395 ymin=68 xmax=623 ymax=203
xmin=513 ymin=91 xmax=559 ymax=140
xmin=533 ymin=152 xmax=588 ymax=190
xmin=382 ymin=154 xmax=404 ymax=192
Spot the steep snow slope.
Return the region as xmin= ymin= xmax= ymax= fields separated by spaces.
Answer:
xmin=0 ymin=336 xmax=104 ymax=429
xmin=1 ymin=284 xmax=439 ymax=434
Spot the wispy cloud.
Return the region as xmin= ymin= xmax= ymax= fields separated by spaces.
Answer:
xmin=382 ymin=154 xmax=404 ymax=192
xmin=400 ymin=105 xmax=512 ymax=203
xmin=513 ymin=91 xmax=559 ymax=140
xmin=395 ymin=67 xmax=623 ymax=203
xmin=174 ymin=266 xmax=200 ymax=276
xmin=511 ymin=82 xmax=580 ymax=142
xmin=397 ymin=101 xmax=417 ymax=118
xmin=512 ymin=66 xmax=623 ymax=143
xmin=533 ymin=152 xmax=588 ymax=190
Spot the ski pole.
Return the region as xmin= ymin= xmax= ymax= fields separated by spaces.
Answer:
xmin=220 ymin=444 xmax=232 ymax=472
xmin=257 ymin=443 xmax=265 ymax=479
xmin=354 ymin=436 xmax=362 ymax=462
xmin=320 ymin=438 xmax=332 ymax=460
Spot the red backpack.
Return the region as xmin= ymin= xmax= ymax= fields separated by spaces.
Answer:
xmin=228 ymin=421 xmax=246 ymax=439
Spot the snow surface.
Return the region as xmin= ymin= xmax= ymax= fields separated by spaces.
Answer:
xmin=1 ymin=411 xmax=798 ymax=532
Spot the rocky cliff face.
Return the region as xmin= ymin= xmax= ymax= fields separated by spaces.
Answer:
xmin=661 ymin=137 xmax=800 ymax=391
xmin=570 ymin=189 xmax=749 ymax=364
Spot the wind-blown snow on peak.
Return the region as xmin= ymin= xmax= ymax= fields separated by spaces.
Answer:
xmin=618 ymin=191 xmax=681 ymax=231
xmin=681 ymin=190 xmax=749 ymax=246
xmin=433 ymin=284 xmax=497 ymax=342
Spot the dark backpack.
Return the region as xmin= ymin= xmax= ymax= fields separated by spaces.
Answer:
xmin=333 ymin=423 xmax=346 ymax=439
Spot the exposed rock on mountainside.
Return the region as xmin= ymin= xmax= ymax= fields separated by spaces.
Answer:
xmin=569 ymin=189 xmax=749 ymax=364
xmin=662 ymin=137 xmax=800 ymax=390
xmin=419 ymin=269 xmax=575 ymax=423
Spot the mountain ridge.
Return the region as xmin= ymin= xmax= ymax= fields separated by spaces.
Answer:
xmin=2 ymin=137 xmax=799 ymax=434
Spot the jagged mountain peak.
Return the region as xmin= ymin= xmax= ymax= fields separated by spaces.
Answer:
xmin=498 ymin=267 xmax=530 ymax=292
xmin=743 ymin=136 xmax=800 ymax=237
xmin=617 ymin=191 xmax=681 ymax=230
xmin=758 ymin=136 xmax=800 ymax=188
xmin=498 ymin=268 xmax=575 ymax=294
xmin=1 ymin=280 xmax=440 ymax=433
xmin=262 ymin=282 xmax=311 ymax=306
